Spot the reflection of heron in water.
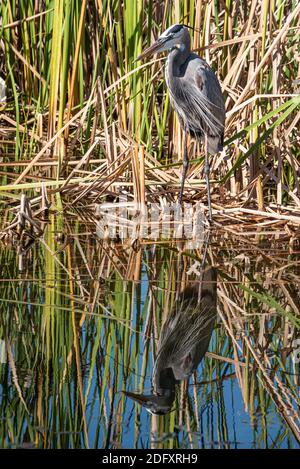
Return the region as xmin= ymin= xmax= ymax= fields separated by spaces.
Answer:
xmin=123 ymin=266 xmax=217 ymax=415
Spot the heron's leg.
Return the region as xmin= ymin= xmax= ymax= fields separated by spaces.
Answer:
xmin=204 ymin=133 xmax=212 ymax=222
xmin=178 ymin=128 xmax=189 ymax=205
xmin=198 ymin=229 xmax=211 ymax=303
xmin=176 ymin=250 xmax=184 ymax=301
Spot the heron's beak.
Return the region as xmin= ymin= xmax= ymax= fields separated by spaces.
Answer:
xmin=123 ymin=390 xmax=175 ymax=415
xmin=122 ymin=390 xmax=152 ymax=407
xmin=134 ymin=37 xmax=169 ymax=62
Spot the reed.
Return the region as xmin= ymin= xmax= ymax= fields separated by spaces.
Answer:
xmin=0 ymin=220 xmax=299 ymax=448
xmin=0 ymin=0 xmax=300 ymax=450
xmin=0 ymin=0 xmax=299 ymax=216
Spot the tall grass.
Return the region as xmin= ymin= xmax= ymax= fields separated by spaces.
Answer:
xmin=0 ymin=0 xmax=300 ymax=451
xmin=0 ymin=0 xmax=299 ymax=210
xmin=0 ymin=220 xmax=299 ymax=448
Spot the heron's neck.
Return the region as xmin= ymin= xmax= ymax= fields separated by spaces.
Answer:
xmin=153 ymin=367 xmax=176 ymax=396
xmin=168 ymin=39 xmax=190 ymax=77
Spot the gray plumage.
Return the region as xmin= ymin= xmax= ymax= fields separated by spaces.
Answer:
xmin=164 ymin=27 xmax=225 ymax=154
xmin=135 ymin=24 xmax=226 ymax=218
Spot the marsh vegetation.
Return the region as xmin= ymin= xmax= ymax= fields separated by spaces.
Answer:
xmin=0 ymin=0 xmax=300 ymax=449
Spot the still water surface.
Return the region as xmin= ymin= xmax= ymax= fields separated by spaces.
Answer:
xmin=0 ymin=213 xmax=300 ymax=448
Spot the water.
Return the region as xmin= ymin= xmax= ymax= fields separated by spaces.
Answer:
xmin=0 ymin=211 xmax=300 ymax=449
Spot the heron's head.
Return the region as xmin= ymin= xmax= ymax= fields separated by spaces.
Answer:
xmin=136 ymin=24 xmax=190 ymax=62
xmin=122 ymin=390 xmax=174 ymax=415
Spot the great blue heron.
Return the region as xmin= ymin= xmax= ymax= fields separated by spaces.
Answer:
xmin=136 ymin=24 xmax=225 ymax=221
xmin=123 ymin=267 xmax=217 ymax=415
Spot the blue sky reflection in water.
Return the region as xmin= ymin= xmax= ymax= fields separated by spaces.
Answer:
xmin=0 ymin=227 xmax=300 ymax=449
xmin=84 ymin=315 xmax=300 ymax=449
xmin=82 ymin=255 xmax=300 ymax=449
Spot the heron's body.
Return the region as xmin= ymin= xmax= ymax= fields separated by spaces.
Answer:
xmin=164 ymin=31 xmax=225 ymax=154
xmin=135 ymin=24 xmax=226 ymax=219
